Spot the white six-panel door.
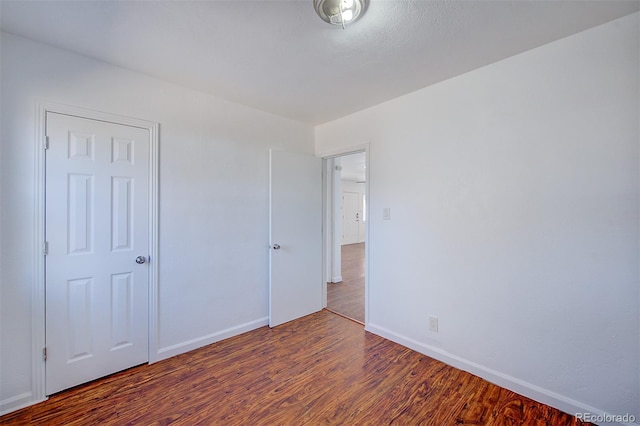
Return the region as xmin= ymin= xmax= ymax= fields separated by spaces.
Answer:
xmin=45 ymin=112 xmax=150 ymax=395
xmin=269 ymin=150 xmax=323 ymax=328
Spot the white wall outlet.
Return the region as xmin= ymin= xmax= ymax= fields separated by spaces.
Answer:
xmin=383 ymin=207 xmax=391 ymax=220
xmin=428 ymin=316 xmax=439 ymax=332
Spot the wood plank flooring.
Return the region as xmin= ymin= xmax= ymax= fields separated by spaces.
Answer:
xmin=1 ymin=310 xmax=590 ymax=425
xmin=327 ymin=242 xmax=365 ymax=323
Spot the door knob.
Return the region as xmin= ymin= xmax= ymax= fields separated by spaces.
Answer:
xmin=272 ymin=244 xmax=281 ymax=250
xmin=135 ymin=256 xmax=147 ymax=264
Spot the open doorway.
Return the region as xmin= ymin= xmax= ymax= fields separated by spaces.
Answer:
xmin=324 ymin=152 xmax=366 ymax=324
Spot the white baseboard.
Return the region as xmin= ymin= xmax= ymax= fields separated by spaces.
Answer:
xmin=365 ymin=322 xmax=639 ymax=426
xmin=1 ymin=318 xmax=269 ymax=416
xmin=331 ymin=275 xmax=343 ymax=283
xmin=0 ymin=392 xmax=47 ymax=416
xmin=154 ymin=317 xmax=269 ymax=362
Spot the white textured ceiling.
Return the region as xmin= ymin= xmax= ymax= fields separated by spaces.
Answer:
xmin=1 ymin=0 xmax=638 ymax=124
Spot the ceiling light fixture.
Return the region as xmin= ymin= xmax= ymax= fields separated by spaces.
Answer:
xmin=314 ymin=0 xmax=367 ymax=29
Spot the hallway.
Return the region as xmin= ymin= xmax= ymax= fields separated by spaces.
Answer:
xmin=327 ymin=242 xmax=365 ymax=323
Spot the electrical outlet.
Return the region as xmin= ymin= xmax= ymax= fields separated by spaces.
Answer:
xmin=383 ymin=207 xmax=391 ymax=220
xmin=428 ymin=316 xmax=439 ymax=332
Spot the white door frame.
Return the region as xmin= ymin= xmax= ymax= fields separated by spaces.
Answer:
xmin=32 ymin=101 xmax=159 ymax=403
xmin=320 ymin=144 xmax=369 ymax=325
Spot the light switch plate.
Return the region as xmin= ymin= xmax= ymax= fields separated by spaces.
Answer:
xmin=428 ymin=316 xmax=439 ymax=332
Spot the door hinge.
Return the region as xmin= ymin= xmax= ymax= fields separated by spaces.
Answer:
xmin=44 ymin=136 xmax=50 ymax=150
xmin=43 ymin=347 xmax=47 ymax=362
xmin=43 ymin=241 xmax=48 ymax=256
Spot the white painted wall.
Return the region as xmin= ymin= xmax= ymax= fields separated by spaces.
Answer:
xmin=316 ymin=13 xmax=639 ymax=423
xmin=0 ymin=33 xmax=314 ymax=413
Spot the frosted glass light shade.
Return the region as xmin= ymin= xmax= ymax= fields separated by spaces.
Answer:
xmin=313 ymin=0 xmax=366 ymax=27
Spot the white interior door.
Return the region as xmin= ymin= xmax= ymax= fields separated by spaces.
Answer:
xmin=45 ymin=112 xmax=150 ymax=395
xmin=269 ymin=150 xmax=322 ymax=327
xmin=342 ymin=191 xmax=360 ymax=245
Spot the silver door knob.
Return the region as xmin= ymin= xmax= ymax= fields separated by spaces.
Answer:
xmin=135 ymin=256 xmax=147 ymax=264
xmin=272 ymin=244 xmax=281 ymax=250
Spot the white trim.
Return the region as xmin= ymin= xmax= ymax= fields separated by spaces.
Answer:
xmin=364 ymin=146 xmax=370 ymax=325
xmin=366 ymin=322 xmax=639 ymax=426
xmin=316 ymin=143 xmax=369 ymax=160
xmin=321 ymin=160 xmax=329 ymax=307
xmin=155 ymin=317 xmax=269 ymax=361
xmin=147 ymin=117 xmax=160 ymax=364
xmin=31 ymin=102 xmax=47 ymax=407
xmin=0 ymin=392 xmax=46 ymax=416
xmin=38 ymin=102 xmax=160 ymax=130
xmin=332 ymin=160 xmax=342 ymax=285
xmin=34 ymin=101 xmax=160 ymax=396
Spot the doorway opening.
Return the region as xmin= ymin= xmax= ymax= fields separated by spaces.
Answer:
xmin=323 ymin=151 xmax=367 ymax=324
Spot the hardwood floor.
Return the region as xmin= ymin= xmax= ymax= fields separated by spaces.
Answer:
xmin=327 ymin=242 xmax=365 ymax=323
xmin=1 ymin=311 xmax=590 ymax=425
